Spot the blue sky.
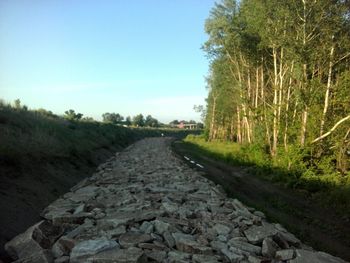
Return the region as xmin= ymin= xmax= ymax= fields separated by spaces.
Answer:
xmin=0 ymin=0 xmax=215 ymax=123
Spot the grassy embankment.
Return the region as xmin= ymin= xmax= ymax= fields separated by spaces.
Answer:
xmin=0 ymin=105 xmax=194 ymax=173
xmin=0 ymin=102 xmax=198 ymax=260
xmin=183 ymin=134 xmax=350 ymax=216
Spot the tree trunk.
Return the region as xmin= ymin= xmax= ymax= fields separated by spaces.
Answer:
xmin=320 ymin=44 xmax=335 ymax=136
xmin=230 ymin=116 xmax=235 ymax=141
xmin=261 ymin=61 xmax=271 ymax=151
xmin=237 ymin=106 xmax=242 ymax=143
xmin=255 ymin=67 xmax=259 ymax=109
xmin=300 ymin=107 xmax=308 ymax=146
xmin=284 ymin=61 xmax=294 ymax=151
xmin=272 ymin=46 xmax=279 ymax=156
xmin=209 ymin=95 xmax=217 ymax=141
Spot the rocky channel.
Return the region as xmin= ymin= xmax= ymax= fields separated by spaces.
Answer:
xmin=4 ymin=137 xmax=347 ymax=263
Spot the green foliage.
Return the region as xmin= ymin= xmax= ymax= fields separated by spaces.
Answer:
xmin=81 ymin=116 xmax=95 ymax=122
xmin=132 ymin=114 xmax=145 ymax=127
xmin=102 ymin=112 xmax=124 ymax=124
xmin=239 ymin=143 xmax=270 ymax=167
xmin=169 ymin=120 xmax=180 ymax=126
xmin=193 ymin=105 xmax=206 ymax=123
xmin=64 ymin=109 xmax=83 ymax=121
xmin=185 ymin=134 xmax=241 ymax=163
xmin=36 ymin=108 xmax=58 ymax=118
xmin=145 ymin=115 xmax=159 ymax=127
xmin=14 ymin=99 xmax=21 ymax=109
xmin=125 ymin=116 xmax=132 ymax=126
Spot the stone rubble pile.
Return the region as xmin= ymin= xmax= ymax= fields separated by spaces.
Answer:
xmin=5 ymin=138 xmax=347 ymax=263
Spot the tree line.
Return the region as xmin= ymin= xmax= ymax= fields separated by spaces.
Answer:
xmin=103 ymin=113 xmax=160 ymax=128
xmin=203 ymin=0 xmax=350 ymax=173
xmin=66 ymin=110 xmax=161 ymax=127
xmin=2 ymin=99 xmax=203 ymax=129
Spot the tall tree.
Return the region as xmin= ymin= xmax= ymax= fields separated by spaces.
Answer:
xmin=133 ymin=114 xmax=145 ymax=127
xmin=202 ymin=0 xmax=350 ymax=174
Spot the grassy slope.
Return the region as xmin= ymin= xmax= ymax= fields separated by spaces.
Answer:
xmin=0 ymin=105 xmax=198 ymax=260
xmin=183 ymin=135 xmax=350 ymax=216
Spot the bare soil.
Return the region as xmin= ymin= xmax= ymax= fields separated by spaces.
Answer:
xmin=172 ymin=140 xmax=350 ymax=261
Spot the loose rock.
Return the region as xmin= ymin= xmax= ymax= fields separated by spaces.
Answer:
xmin=70 ymin=239 xmax=118 ymax=262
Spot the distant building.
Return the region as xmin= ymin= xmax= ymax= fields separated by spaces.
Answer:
xmin=177 ymin=121 xmax=197 ymax=129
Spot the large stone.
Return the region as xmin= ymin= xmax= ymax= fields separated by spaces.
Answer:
xmin=52 ymin=212 xmax=94 ymax=226
xmin=272 ymin=232 xmax=290 ymax=249
xmin=275 ymin=249 xmax=295 ymax=260
xmin=213 ymin=224 xmax=231 ymax=236
xmin=12 ymin=250 xmax=54 ymax=263
xmin=167 ymin=251 xmax=191 ymax=263
xmin=243 ymin=224 xmax=278 ymax=244
xmin=102 ymin=225 xmax=127 ymax=238
xmin=247 ymin=255 xmax=265 ymax=263
xmin=5 ymin=221 xmax=62 ymax=260
xmin=74 ymin=186 xmax=100 ymax=195
xmin=52 ymin=236 xmax=76 ymax=257
xmin=145 ymin=250 xmax=167 ymax=262
xmin=105 ymin=209 xmax=164 ymax=223
xmin=163 ymin=231 xmax=176 ymax=248
xmin=70 ymin=193 xmax=96 ymax=203
xmin=87 ymin=247 xmax=146 ymax=263
xmin=42 ymin=199 xmax=76 ymax=220
xmin=210 ymin=241 xmax=228 ymax=252
xmin=70 ymin=239 xmax=118 ymax=263
xmin=54 ymin=256 xmax=70 ymax=263
xmin=289 ymin=249 xmax=347 ymax=263
xmin=69 ymin=186 xmax=100 ymax=204
xmin=153 ymin=240 xmax=169 ymax=250
xmin=192 ymin=254 xmax=221 ymax=263
xmin=139 ymin=221 xmax=154 ymax=234
xmin=276 ymin=231 xmax=301 ymax=247
xmin=228 ymin=238 xmax=261 ymax=255
xmin=119 ymin=232 xmax=153 ymax=248
xmin=73 ymin=204 xmax=85 ymax=215
xmin=221 ymin=248 xmax=244 ymax=263
xmin=137 ymin=242 xmax=168 ymax=250
xmin=253 ymin=211 xmax=266 ymax=219
xmin=172 ymin=232 xmax=195 ymax=243
xmin=157 ymin=216 xmax=189 ymax=227
xmin=261 ymin=237 xmax=278 ymax=258
xmin=162 ymin=201 xmax=179 ymax=214
xmin=65 ymin=220 xmax=94 ymax=239
xmin=172 ymin=232 xmax=212 ymax=254
xmin=97 ymin=218 xmax=128 ymax=230
xmin=154 ymin=219 xmax=170 ymax=234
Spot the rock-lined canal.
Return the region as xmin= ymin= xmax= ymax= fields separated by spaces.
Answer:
xmin=5 ymin=138 xmax=347 ymax=262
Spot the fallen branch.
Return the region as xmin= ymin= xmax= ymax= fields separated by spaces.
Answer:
xmin=312 ymin=115 xmax=350 ymax=144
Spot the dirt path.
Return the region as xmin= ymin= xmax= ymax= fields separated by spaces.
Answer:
xmin=172 ymin=140 xmax=350 ymax=261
